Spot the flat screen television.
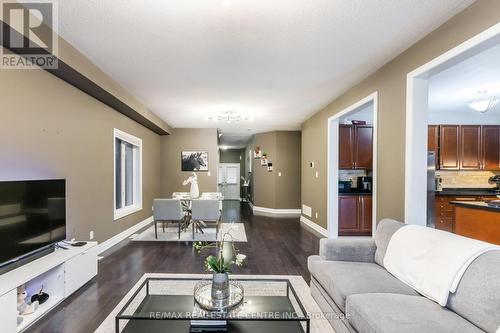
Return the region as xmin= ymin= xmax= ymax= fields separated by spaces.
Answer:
xmin=0 ymin=179 xmax=66 ymax=272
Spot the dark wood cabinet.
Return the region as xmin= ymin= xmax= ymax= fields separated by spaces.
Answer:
xmin=428 ymin=125 xmax=439 ymax=152
xmin=460 ymin=125 xmax=482 ymax=170
xmin=428 ymin=125 xmax=439 ymax=168
xmin=339 ymin=125 xmax=373 ymax=170
xmin=338 ymin=196 xmax=359 ymax=234
xmin=482 ymin=126 xmax=500 ymax=170
xmin=339 ymin=125 xmax=354 ymax=169
xmin=439 ymin=125 xmax=460 ymax=170
xmin=354 ymin=126 xmax=373 ymax=169
xmin=339 ymin=195 xmax=372 ymax=236
xmin=434 ymin=195 xmax=495 ymax=233
xmin=435 ymin=196 xmax=456 ymax=232
xmin=431 ymin=125 xmax=500 ymax=171
xmin=359 ymin=195 xmax=373 ymax=233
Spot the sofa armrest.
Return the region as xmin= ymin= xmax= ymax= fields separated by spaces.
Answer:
xmin=319 ymin=238 xmax=376 ymax=263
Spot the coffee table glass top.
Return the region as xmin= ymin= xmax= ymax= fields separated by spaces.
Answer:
xmin=116 ymin=277 xmax=310 ymax=333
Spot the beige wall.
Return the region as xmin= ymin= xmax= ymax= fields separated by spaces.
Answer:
xmin=160 ymin=128 xmax=218 ymax=196
xmin=276 ymin=132 xmax=301 ymax=209
xmin=301 ymin=0 xmax=500 ymax=229
xmin=0 ymin=67 xmax=161 ymax=243
xmin=0 ymin=20 xmax=171 ymax=243
xmin=252 ymin=132 xmax=278 ymax=208
xmin=250 ymin=131 xmax=301 ymax=209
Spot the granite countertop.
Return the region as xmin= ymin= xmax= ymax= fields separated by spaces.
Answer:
xmin=450 ymin=200 xmax=500 ymax=212
xmin=435 ymin=188 xmax=500 ymax=196
xmin=339 ymin=190 xmax=372 ymax=196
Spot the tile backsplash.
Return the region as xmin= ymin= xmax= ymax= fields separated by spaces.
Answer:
xmin=436 ymin=170 xmax=500 ymax=188
xmin=339 ymin=169 xmax=371 ymax=188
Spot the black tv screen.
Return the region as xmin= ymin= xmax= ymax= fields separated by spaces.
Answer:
xmin=0 ymin=179 xmax=66 ymax=268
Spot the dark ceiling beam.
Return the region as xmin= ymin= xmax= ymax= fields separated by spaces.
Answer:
xmin=1 ymin=20 xmax=170 ymax=135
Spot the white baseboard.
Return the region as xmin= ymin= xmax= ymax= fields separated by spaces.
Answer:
xmin=252 ymin=206 xmax=301 ymax=217
xmin=300 ymin=215 xmax=328 ymax=238
xmin=96 ymin=216 xmax=153 ymax=254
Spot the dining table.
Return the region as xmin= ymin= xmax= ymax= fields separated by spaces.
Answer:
xmin=171 ymin=192 xmax=224 ymax=235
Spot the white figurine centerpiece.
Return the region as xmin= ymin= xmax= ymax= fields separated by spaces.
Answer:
xmin=182 ymin=172 xmax=200 ymax=198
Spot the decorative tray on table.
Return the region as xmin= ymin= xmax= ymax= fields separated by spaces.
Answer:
xmin=193 ymin=280 xmax=244 ymax=312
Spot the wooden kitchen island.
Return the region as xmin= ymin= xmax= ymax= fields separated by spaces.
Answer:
xmin=451 ymin=201 xmax=500 ymax=245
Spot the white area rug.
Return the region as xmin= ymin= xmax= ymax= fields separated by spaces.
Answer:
xmin=93 ymin=273 xmax=334 ymax=333
xmin=131 ymin=223 xmax=247 ymax=242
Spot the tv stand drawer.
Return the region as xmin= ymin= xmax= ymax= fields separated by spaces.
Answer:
xmin=64 ymin=250 xmax=97 ymax=296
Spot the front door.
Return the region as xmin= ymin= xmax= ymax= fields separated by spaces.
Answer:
xmin=218 ymin=163 xmax=240 ymax=200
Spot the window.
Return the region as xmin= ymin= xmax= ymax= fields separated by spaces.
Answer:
xmin=114 ymin=129 xmax=142 ymax=220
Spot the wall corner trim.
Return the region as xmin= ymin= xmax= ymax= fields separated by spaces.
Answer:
xmin=96 ymin=216 xmax=153 ymax=254
xmin=252 ymin=206 xmax=301 ymax=216
xmin=300 ymin=215 xmax=328 ymax=238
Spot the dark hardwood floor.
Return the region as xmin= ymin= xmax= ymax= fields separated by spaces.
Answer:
xmin=26 ymin=202 xmax=320 ymax=333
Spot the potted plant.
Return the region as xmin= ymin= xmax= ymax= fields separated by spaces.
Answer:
xmin=194 ymin=225 xmax=246 ymax=302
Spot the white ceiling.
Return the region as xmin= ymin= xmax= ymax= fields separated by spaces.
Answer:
xmin=57 ymin=0 xmax=473 ymax=143
xmin=429 ymin=43 xmax=500 ymax=125
xmin=219 ymin=132 xmax=253 ymax=149
xmin=340 ymin=103 xmax=374 ymax=125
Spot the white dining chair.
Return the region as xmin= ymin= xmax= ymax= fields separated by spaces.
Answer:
xmin=191 ymin=199 xmax=221 ymax=239
xmin=153 ymin=199 xmax=184 ymax=239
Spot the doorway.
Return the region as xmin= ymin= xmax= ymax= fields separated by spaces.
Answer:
xmin=218 ymin=163 xmax=241 ymax=200
xmin=405 ymin=23 xmax=500 ymax=226
xmin=327 ymin=92 xmax=378 ymax=238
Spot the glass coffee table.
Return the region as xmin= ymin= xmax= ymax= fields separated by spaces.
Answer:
xmin=115 ymin=277 xmax=310 ymax=333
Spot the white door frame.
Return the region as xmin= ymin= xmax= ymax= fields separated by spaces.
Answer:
xmin=405 ymin=23 xmax=500 ymax=226
xmin=327 ymin=92 xmax=378 ymax=238
xmin=218 ymin=163 xmax=241 ymax=200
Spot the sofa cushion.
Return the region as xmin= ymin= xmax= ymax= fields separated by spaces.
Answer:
xmin=308 ymin=259 xmax=418 ymax=312
xmin=346 ymin=293 xmax=484 ymax=333
xmin=447 ymin=251 xmax=500 ymax=333
xmin=319 ymin=238 xmax=376 ymax=262
xmin=374 ymin=218 xmax=406 ymax=266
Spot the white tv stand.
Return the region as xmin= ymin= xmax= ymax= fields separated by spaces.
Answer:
xmin=0 ymin=242 xmax=98 ymax=332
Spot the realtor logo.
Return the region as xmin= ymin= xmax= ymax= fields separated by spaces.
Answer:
xmin=1 ymin=0 xmax=58 ymax=69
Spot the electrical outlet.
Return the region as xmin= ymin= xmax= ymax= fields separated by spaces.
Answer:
xmin=315 ymin=171 xmax=319 ymax=178
xmin=315 ymin=212 xmax=319 ymax=219
xmin=278 ymin=172 xmax=282 ymax=177
xmin=310 ymin=162 xmax=315 ymax=168
xmin=89 ymin=231 xmax=94 ymax=240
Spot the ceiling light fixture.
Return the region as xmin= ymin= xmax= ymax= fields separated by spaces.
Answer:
xmin=206 ymin=111 xmax=252 ymax=124
xmin=468 ymin=90 xmax=498 ymax=113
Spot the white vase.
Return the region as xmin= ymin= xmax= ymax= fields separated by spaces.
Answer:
xmin=220 ymin=241 xmax=234 ymax=266
xmin=190 ymin=180 xmax=199 ymax=198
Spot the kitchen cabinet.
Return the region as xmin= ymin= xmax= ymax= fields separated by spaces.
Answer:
xmin=339 ymin=125 xmax=373 ymax=170
xmin=439 ymin=125 xmax=460 ymax=170
xmin=482 ymin=126 xmax=500 ymax=170
xmin=354 ymin=126 xmax=373 ymax=169
xmin=338 ymin=196 xmax=358 ymax=234
xmin=359 ymin=195 xmax=373 ymax=233
xmin=428 ymin=125 xmax=439 ymax=167
xmin=339 ymin=195 xmax=372 ymax=236
xmin=454 ymin=204 xmax=500 ymax=245
xmin=460 ymin=125 xmax=482 ymax=170
xmin=431 ymin=125 xmax=500 ymax=171
xmin=339 ymin=125 xmax=354 ymax=169
xmin=434 ymin=195 xmax=497 ymax=233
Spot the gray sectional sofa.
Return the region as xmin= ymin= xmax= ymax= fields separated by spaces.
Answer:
xmin=308 ymin=219 xmax=500 ymax=333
